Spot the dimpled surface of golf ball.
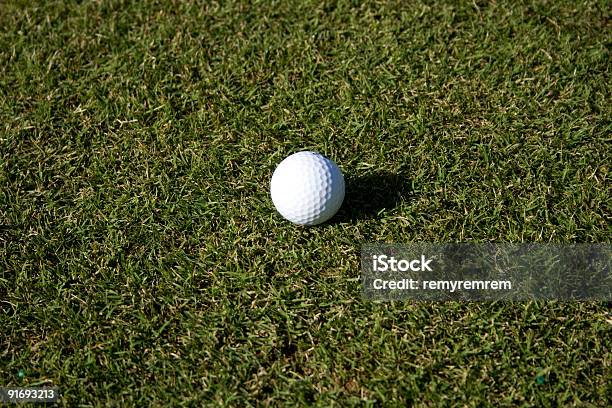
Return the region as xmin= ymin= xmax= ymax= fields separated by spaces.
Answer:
xmin=270 ymin=151 xmax=345 ymax=226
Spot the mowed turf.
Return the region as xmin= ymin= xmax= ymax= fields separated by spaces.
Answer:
xmin=1 ymin=0 xmax=610 ymax=406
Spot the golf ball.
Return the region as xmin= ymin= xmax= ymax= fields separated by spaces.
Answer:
xmin=270 ymin=151 xmax=345 ymax=226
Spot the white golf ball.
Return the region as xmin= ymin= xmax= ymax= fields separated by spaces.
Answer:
xmin=270 ymin=151 xmax=345 ymax=226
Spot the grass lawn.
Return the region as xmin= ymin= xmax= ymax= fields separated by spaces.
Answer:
xmin=1 ymin=0 xmax=610 ymax=405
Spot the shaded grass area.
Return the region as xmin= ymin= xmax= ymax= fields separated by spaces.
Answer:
xmin=1 ymin=0 xmax=610 ymax=405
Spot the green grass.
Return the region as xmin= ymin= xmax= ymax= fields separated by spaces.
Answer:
xmin=1 ymin=0 xmax=610 ymax=405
